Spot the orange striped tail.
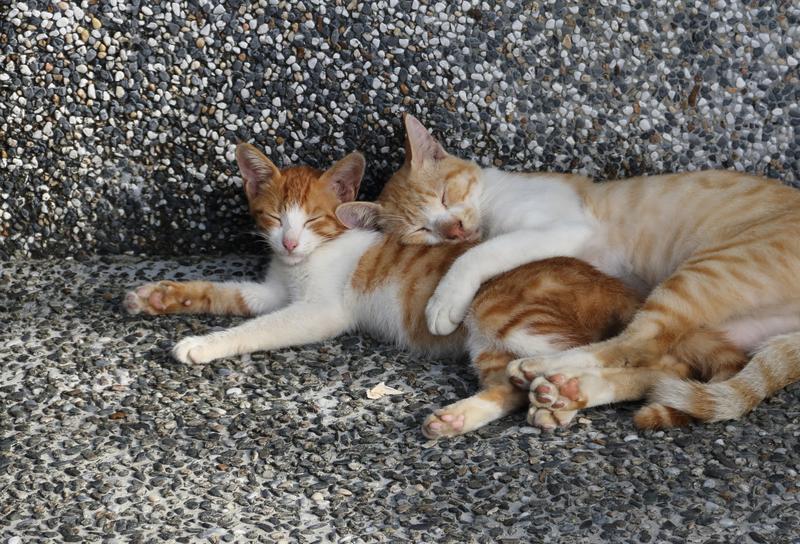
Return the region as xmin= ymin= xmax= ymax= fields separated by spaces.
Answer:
xmin=645 ymin=332 xmax=800 ymax=425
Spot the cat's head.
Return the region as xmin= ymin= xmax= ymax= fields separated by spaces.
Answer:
xmin=374 ymin=114 xmax=483 ymax=245
xmin=236 ymin=143 xmax=365 ymax=265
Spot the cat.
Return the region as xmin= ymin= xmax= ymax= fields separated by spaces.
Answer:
xmin=124 ymin=143 xmax=718 ymax=437
xmin=376 ymin=113 xmax=800 ymax=427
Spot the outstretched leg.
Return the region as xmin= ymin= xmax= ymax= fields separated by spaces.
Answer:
xmin=124 ymin=277 xmax=289 ymax=317
xmin=509 ymin=237 xmax=800 ymax=381
xmin=422 ymin=351 xmax=527 ymax=439
xmin=522 ymin=366 xmax=689 ymax=429
xmin=511 ymin=327 xmax=750 ymax=429
xmin=172 ymin=302 xmax=350 ymax=364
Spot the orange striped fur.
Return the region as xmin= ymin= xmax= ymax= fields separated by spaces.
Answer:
xmin=379 ymin=115 xmax=800 ymax=429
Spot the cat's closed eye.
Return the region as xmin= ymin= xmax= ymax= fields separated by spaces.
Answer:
xmin=260 ymin=212 xmax=282 ymax=225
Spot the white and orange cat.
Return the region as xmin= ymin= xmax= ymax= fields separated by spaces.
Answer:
xmin=125 ymin=143 xmax=735 ymax=437
xmin=379 ymin=114 xmax=800 ymax=427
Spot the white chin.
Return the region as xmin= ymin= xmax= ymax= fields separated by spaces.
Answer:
xmin=280 ymin=253 xmax=307 ymax=265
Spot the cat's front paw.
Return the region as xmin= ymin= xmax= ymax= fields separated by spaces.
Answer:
xmin=425 ymin=280 xmax=478 ymax=336
xmin=124 ymin=281 xmax=192 ymax=315
xmin=172 ymin=335 xmax=219 ymax=365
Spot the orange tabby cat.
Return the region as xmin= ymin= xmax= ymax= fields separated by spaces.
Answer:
xmin=378 ymin=113 xmax=800 ymax=427
xmin=124 ymin=144 xmax=700 ymax=436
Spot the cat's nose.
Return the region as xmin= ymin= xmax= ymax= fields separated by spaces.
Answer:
xmin=282 ymin=238 xmax=298 ymax=252
xmin=442 ymin=220 xmax=466 ymax=240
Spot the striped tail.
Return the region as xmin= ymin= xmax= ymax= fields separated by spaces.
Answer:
xmin=637 ymin=332 xmax=800 ymax=428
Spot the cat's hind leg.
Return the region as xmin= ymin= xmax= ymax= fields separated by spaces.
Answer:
xmin=525 ymin=366 xmax=686 ymax=412
xmin=422 ymin=288 xmax=592 ymax=438
xmin=422 ymin=350 xmax=528 ymax=438
xmin=509 ymin=234 xmax=800 ymax=380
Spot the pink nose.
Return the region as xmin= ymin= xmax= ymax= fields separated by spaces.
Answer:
xmin=282 ymin=238 xmax=298 ymax=252
xmin=441 ymin=220 xmax=466 ymax=240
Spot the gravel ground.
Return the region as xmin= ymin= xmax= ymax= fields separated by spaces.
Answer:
xmin=3 ymin=1 xmax=800 ymax=542
xmin=2 ymin=255 xmax=800 ymax=543
xmin=2 ymin=1 xmax=799 ymax=258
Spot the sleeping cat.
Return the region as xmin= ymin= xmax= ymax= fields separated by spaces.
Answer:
xmin=124 ymin=144 xmax=728 ymax=436
xmin=379 ymin=113 xmax=800 ymax=427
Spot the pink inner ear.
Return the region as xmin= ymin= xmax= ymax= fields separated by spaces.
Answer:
xmin=243 ymin=174 xmax=260 ymax=199
xmin=405 ymin=115 xmax=446 ymax=164
xmin=237 ymin=150 xmax=276 ymax=199
xmin=331 ymin=177 xmax=356 ymax=202
xmin=325 ymin=153 xmax=365 ymax=203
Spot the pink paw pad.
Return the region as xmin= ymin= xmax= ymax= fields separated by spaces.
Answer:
xmin=559 ymin=378 xmax=582 ymax=401
xmin=438 ymin=413 xmax=465 ymax=430
xmin=147 ymin=290 xmax=166 ymax=310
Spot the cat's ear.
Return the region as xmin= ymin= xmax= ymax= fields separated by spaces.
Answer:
xmin=321 ymin=151 xmax=366 ymax=203
xmin=236 ymin=143 xmax=280 ymax=200
xmin=403 ymin=113 xmax=447 ymax=167
xmin=336 ymin=201 xmax=382 ymax=230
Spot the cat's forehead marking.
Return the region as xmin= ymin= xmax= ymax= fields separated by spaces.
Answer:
xmin=278 ymin=166 xmax=323 ymax=205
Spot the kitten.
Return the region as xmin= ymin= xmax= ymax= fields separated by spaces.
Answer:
xmin=378 ymin=113 xmax=800 ymax=427
xmin=124 ymin=144 xmax=694 ymax=436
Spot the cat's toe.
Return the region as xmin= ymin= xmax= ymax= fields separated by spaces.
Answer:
xmin=529 ymin=376 xmax=559 ymax=408
xmin=528 ymin=407 xmax=579 ymax=430
xmin=123 ymin=291 xmax=144 ymax=315
xmin=507 ymin=356 xmax=555 ymax=388
xmin=529 ymin=373 xmax=587 ymax=411
xmin=507 ymin=358 xmax=533 ymax=388
xmin=528 ymin=407 xmax=557 ymax=430
xmin=422 ymin=410 xmax=466 ymax=439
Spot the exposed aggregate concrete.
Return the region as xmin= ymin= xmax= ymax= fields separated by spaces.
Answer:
xmin=1 ymin=256 xmax=799 ymax=542
xmin=2 ymin=1 xmax=799 ymax=258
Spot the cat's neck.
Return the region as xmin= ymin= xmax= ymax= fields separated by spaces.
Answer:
xmin=477 ymin=167 xmax=588 ymax=235
xmin=273 ymin=228 xmax=381 ymax=296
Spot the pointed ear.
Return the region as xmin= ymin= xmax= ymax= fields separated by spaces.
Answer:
xmin=336 ymin=201 xmax=382 ymax=230
xmin=320 ymin=151 xmax=366 ymax=203
xmin=403 ymin=113 xmax=447 ymax=167
xmin=236 ymin=143 xmax=280 ymax=201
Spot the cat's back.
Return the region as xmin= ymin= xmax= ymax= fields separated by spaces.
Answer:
xmin=585 ymin=169 xmax=800 ymax=225
xmin=581 ymin=170 xmax=800 ymax=286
